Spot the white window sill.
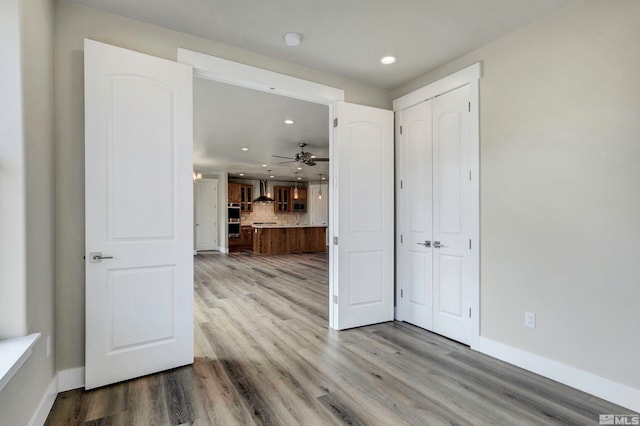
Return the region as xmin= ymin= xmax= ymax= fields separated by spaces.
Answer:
xmin=0 ymin=333 xmax=40 ymax=393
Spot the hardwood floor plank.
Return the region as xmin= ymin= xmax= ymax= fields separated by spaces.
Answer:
xmin=191 ymin=357 xmax=257 ymax=425
xmin=45 ymin=251 xmax=633 ymax=426
xmin=163 ymin=368 xmax=197 ymax=425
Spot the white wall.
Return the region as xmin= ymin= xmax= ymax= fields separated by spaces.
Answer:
xmin=0 ymin=0 xmax=57 ymax=424
xmin=0 ymin=0 xmax=27 ymax=339
xmin=392 ymin=0 xmax=640 ymax=389
xmin=53 ymin=0 xmax=390 ymax=372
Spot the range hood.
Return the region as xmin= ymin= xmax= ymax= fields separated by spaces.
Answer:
xmin=253 ymin=180 xmax=274 ymax=203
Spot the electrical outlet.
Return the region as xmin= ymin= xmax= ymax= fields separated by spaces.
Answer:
xmin=46 ymin=335 xmax=52 ymax=358
xmin=525 ymin=311 xmax=536 ymax=329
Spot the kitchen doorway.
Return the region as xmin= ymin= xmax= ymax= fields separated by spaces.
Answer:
xmin=188 ymin=56 xmax=334 ymax=329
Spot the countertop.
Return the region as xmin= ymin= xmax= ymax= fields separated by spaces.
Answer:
xmin=250 ymin=224 xmax=327 ymax=229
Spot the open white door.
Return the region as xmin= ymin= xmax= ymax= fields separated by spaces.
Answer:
xmin=333 ymin=102 xmax=394 ymax=330
xmin=84 ymin=39 xmax=194 ymax=389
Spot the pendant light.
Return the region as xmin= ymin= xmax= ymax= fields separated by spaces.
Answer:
xmin=293 ymin=172 xmax=299 ymax=199
xmin=318 ymin=174 xmax=324 ymax=200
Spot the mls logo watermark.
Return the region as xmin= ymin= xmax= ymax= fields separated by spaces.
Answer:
xmin=600 ymin=414 xmax=640 ymax=425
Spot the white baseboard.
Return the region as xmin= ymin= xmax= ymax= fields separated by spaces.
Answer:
xmin=475 ymin=337 xmax=640 ymax=413
xmin=219 ymin=246 xmax=229 ymax=254
xmin=57 ymin=367 xmax=85 ymax=392
xmin=28 ymin=375 xmax=58 ymax=426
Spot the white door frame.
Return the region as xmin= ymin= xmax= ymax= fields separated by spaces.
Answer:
xmin=177 ymin=49 xmax=344 ymax=329
xmin=393 ymin=63 xmax=481 ymax=349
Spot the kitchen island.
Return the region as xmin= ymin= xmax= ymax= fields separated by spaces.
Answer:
xmin=252 ymin=224 xmax=327 ymax=255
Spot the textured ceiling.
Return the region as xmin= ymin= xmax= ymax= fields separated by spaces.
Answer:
xmin=68 ymin=0 xmax=572 ymax=180
xmin=194 ymin=79 xmax=329 ymax=182
xmin=68 ymin=0 xmax=572 ymax=89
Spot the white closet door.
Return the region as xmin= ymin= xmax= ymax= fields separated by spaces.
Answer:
xmin=195 ymin=178 xmax=218 ymax=251
xmin=84 ymin=39 xmax=194 ymax=389
xmin=398 ymin=100 xmax=433 ymax=330
xmin=397 ymin=84 xmax=475 ymax=345
xmin=432 ymin=84 xmax=473 ymax=344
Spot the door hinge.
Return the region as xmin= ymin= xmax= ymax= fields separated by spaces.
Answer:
xmin=400 ymin=125 xmax=403 ymax=134
xmin=400 ymin=234 xmax=403 ymax=244
xmin=469 ymin=307 xmax=472 ymax=318
xmin=334 ymin=295 xmax=338 ymax=304
xmin=401 ymin=289 xmax=404 ymax=298
xmin=333 ymin=118 xmax=338 ymax=128
xmin=333 ymin=236 xmax=339 ymax=245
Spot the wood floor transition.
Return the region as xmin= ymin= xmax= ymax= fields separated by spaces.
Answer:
xmin=45 ymin=251 xmax=628 ymax=425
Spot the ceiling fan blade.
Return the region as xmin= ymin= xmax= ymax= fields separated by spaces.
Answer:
xmin=304 ymin=160 xmax=317 ymax=166
xmin=272 ymin=155 xmax=296 ymax=160
xmin=277 ymin=160 xmax=298 ymax=164
xmin=310 ymin=157 xmax=329 ymax=162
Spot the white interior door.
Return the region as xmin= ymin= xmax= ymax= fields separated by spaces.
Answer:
xmin=309 ymin=183 xmax=328 ymax=225
xmin=333 ymin=102 xmax=394 ymax=330
xmin=84 ymin=39 xmax=194 ymax=389
xmin=195 ymin=178 xmax=218 ymax=251
xmin=432 ymin=85 xmax=472 ymax=344
xmin=397 ymin=84 xmax=474 ymax=345
xmin=398 ymin=100 xmax=434 ymax=330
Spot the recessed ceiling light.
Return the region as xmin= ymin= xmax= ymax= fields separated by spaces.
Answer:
xmin=241 ymin=147 xmax=249 ymax=151
xmin=262 ymin=164 xmax=268 ymax=167
xmin=297 ymin=177 xmax=302 ymax=180
xmin=284 ymin=32 xmax=302 ymax=47
xmin=270 ymin=175 xmax=275 ymax=178
xmin=284 ymin=119 xmax=294 ymax=125
xmin=380 ymin=56 xmax=396 ymax=65
xmin=297 ymin=167 xmax=302 ymax=170
xmin=321 ymin=176 xmax=327 ymax=180
xmin=239 ymin=173 xmax=244 ymax=176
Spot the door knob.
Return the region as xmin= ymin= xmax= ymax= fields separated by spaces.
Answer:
xmin=416 ymin=241 xmax=431 ymax=248
xmin=433 ymin=241 xmax=448 ymax=249
xmin=89 ymin=252 xmax=114 ymax=263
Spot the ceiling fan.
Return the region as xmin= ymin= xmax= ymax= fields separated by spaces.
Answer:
xmin=272 ymin=143 xmax=329 ymax=166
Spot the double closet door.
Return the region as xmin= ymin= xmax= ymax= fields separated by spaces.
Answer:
xmin=397 ymin=84 xmax=474 ymax=345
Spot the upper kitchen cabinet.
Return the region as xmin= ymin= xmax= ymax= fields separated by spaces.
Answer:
xmin=240 ymin=184 xmax=253 ymax=212
xmin=228 ymin=182 xmax=241 ymax=204
xmin=274 ymin=186 xmax=290 ymax=212
xmin=274 ymin=185 xmax=307 ymax=213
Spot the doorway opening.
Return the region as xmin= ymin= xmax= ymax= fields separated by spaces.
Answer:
xmin=190 ymin=70 xmax=332 ymax=331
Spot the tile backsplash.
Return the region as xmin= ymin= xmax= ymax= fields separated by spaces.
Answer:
xmin=241 ymin=204 xmax=308 ymax=225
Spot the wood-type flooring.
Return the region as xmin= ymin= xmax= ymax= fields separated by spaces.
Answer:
xmin=45 ymin=251 xmax=631 ymax=425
